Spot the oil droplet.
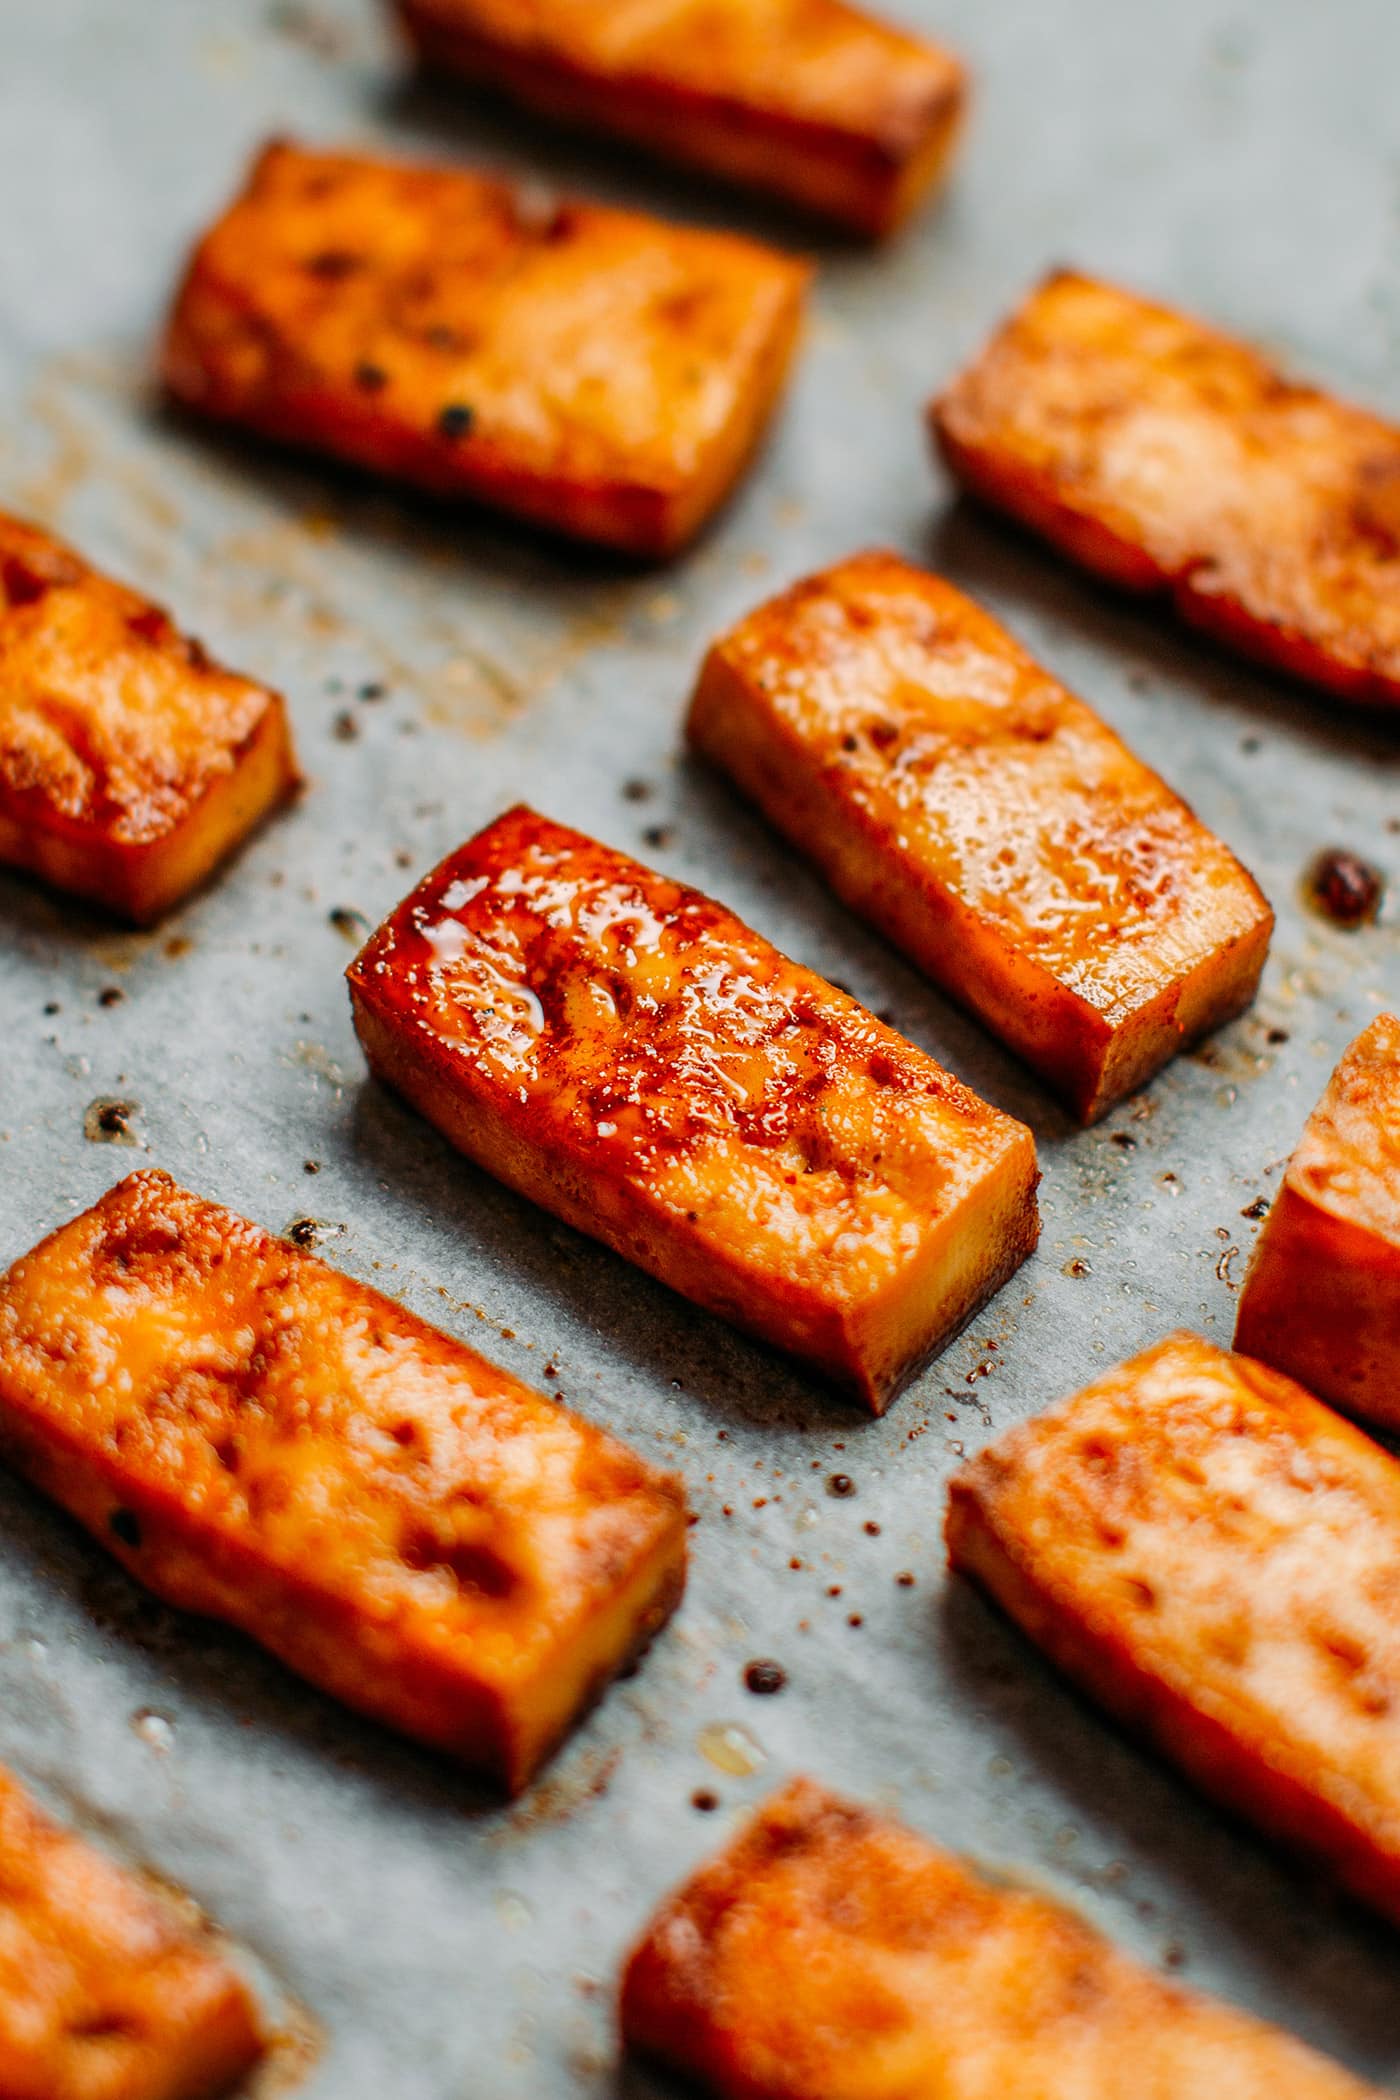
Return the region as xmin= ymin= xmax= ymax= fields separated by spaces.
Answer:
xmin=131 ymin=1708 xmax=174 ymax=1753
xmin=1062 ymin=1258 xmax=1091 ymax=1278
xmin=697 ymin=1722 xmax=766 ymax=1778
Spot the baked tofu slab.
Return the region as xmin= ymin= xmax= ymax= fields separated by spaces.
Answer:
xmin=347 ymin=806 xmax=1039 ymax=1410
xmin=1235 ymin=1015 xmax=1400 ymax=1433
xmin=394 ymin=0 xmax=968 ymax=239
xmin=0 ymin=513 xmax=296 ymax=923
xmin=0 ymin=1171 xmax=687 ymax=1795
xmin=163 ymin=140 xmax=809 ymax=559
xmin=933 ymin=271 xmax=1400 ymax=710
xmin=689 ymin=551 xmax=1272 ymax=1122
xmin=620 ymin=1776 xmax=1378 ymax=2100
xmin=947 ymin=1333 xmax=1400 ymax=1924
xmin=0 ymin=1763 xmax=262 ymax=2100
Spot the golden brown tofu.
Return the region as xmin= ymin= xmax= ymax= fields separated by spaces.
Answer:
xmin=0 ymin=1762 xmax=262 ymax=2100
xmin=947 ymin=1332 xmax=1400 ymax=1925
xmin=162 ymin=140 xmax=809 ymax=559
xmin=621 ymin=1775 xmax=1377 ymax=2099
xmin=347 ymin=806 xmax=1039 ymax=1410
xmin=0 ymin=1171 xmax=687 ymax=1795
xmin=932 ymin=270 xmax=1400 ymax=710
xmin=689 ymin=550 xmax=1273 ymax=1122
xmin=1235 ymin=1016 xmax=1400 ymax=1433
xmin=0 ymin=512 xmax=296 ymax=924
xmin=394 ymin=0 xmax=968 ymax=239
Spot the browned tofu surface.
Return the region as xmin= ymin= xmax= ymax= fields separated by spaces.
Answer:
xmin=933 ymin=270 xmax=1400 ymax=710
xmin=163 ymin=140 xmax=809 ymax=558
xmin=347 ymin=806 xmax=1039 ymax=1410
xmin=0 ymin=512 xmax=296 ymax=923
xmin=1236 ymin=1015 xmax=1400 ymax=1432
xmin=394 ymin=0 xmax=968 ymax=238
xmin=0 ymin=1762 xmax=263 ymax=2100
xmin=621 ymin=1775 xmax=1377 ymax=2099
xmin=947 ymin=1333 xmax=1400 ymax=1924
xmin=689 ymin=550 xmax=1272 ymax=1121
xmin=0 ymin=1171 xmax=687 ymax=1794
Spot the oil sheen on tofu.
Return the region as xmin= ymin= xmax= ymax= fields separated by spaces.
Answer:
xmin=163 ymin=140 xmax=809 ymax=558
xmin=621 ymin=1777 xmax=1379 ymax=2100
xmin=0 ymin=1171 xmax=688 ymax=1795
xmin=0 ymin=1763 xmax=264 ymax=2100
xmin=933 ymin=269 xmax=1400 ymax=710
xmin=394 ymin=0 xmax=969 ymax=238
xmin=947 ymin=1333 xmax=1400 ymax=1925
xmin=1235 ymin=1015 xmax=1400 ymax=1432
xmin=0 ymin=512 xmax=296 ymax=922
xmin=347 ymin=806 xmax=1039 ymax=1410
xmin=689 ymin=551 xmax=1272 ymax=1121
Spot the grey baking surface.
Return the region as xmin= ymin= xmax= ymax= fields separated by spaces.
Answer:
xmin=1 ymin=0 xmax=1398 ymax=2091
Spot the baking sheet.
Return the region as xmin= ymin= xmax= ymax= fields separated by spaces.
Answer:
xmin=1 ymin=0 xmax=1398 ymax=2092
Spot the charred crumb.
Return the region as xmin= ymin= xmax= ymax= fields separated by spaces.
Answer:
xmin=328 ymin=906 xmax=369 ymax=942
xmin=85 ymin=1098 xmax=138 ymax=1144
xmin=1240 ymin=1196 xmax=1270 ymax=1220
xmin=743 ymin=1659 xmax=786 ymax=1695
xmin=827 ymin=1472 xmax=855 ymax=1498
xmin=643 ymin=825 xmax=674 ymax=850
xmin=1303 ymin=848 xmax=1384 ymax=927
xmin=622 ymin=778 xmax=652 ymax=803
xmin=847 ymin=1613 xmax=864 ymax=1628
xmin=691 ymin=1788 xmax=719 ymax=1812
xmin=436 ymin=403 xmax=475 ymax=441
xmin=864 ymin=1520 xmax=881 ymax=1536
xmin=97 ymin=986 xmax=124 ymax=1008
xmin=332 ymin=710 xmax=359 ymax=741
xmin=1109 ymin=1130 xmax=1136 ymax=1150
xmin=353 ymin=362 xmax=388 ymax=393
xmin=1266 ymin=1026 xmax=1290 ymax=1045
xmin=1063 ymin=1258 xmax=1091 ymax=1279
xmin=43 ymin=1001 xmax=60 ymax=1016
xmin=359 ymin=681 xmax=386 ymax=701
xmin=304 ymin=1159 xmax=320 ymax=1174
xmin=896 ymin=1571 xmax=916 ymax=1588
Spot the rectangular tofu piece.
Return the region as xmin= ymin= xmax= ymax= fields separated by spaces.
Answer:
xmin=0 ymin=1763 xmax=262 ymax=2100
xmin=0 ymin=512 xmax=296 ymax=923
xmin=393 ymin=0 xmax=968 ymax=239
xmin=932 ymin=270 xmax=1400 ymax=710
xmin=620 ymin=1776 xmax=1377 ymax=2100
xmin=690 ymin=551 xmax=1273 ymax=1121
xmin=163 ymin=140 xmax=809 ymax=559
xmin=947 ymin=1332 xmax=1400 ymax=1925
xmin=0 ymin=1171 xmax=687 ymax=1795
xmin=1235 ymin=1015 xmax=1400 ymax=1432
xmin=347 ymin=806 xmax=1038 ymax=1410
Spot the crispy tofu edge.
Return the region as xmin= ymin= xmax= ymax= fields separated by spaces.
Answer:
xmin=945 ymin=1334 xmax=1400 ymax=1926
xmin=392 ymin=1 xmax=969 ymax=238
xmin=0 ymin=1171 xmax=689 ymax=1796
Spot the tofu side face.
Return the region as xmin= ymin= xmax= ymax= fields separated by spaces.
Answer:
xmin=1236 ymin=1014 xmax=1400 ymax=1430
xmin=162 ymin=141 xmax=809 ymax=557
xmin=395 ymin=0 xmax=968 ymax=237
xmin=0 ymin=1172 xmax=688 ymax=1793
xmin=947 ymin=1332 xmax=1400 ymax=1922
xmin=690 ymin=550 xmax=1272 ymax=1120
xmin=620 ymin=1775 xmax=1377 ymax=2100
xmin=0 ymin=1765 xmax=263 ymax=2100
xmin=347 ymin=806 xmax=1039 ymax=1409
xmin=0 ymin=513 xmax=296 ymax=921
xmin=933 ymin=270 xmax=1400 ymax=709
